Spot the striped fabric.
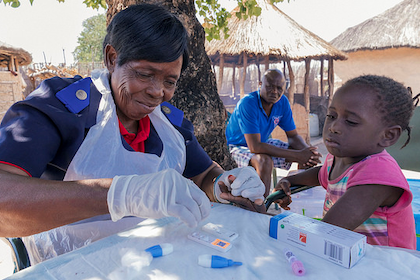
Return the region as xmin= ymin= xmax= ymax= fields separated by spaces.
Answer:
xmin=323 ymin=170 xmax=390 ymax=246
xmin=320 ymin=151 xmax=416 ymax=249
xmin=229 ymin=138 xmax=291 ymax=170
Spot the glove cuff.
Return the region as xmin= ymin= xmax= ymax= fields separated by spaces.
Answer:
xmin=107 ymin=175 xmax=133 ymax=222
xmin=213 ymin=173 xmax=231 ymax=204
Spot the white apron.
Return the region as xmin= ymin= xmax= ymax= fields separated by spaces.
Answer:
xmin=23 ymin=69 xmax=187 ymax=264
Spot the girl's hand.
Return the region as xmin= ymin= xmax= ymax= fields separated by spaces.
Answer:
xmin=273 ymin=178 xmax=293 ymax=210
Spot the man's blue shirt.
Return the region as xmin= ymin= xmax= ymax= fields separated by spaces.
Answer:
xmin=226 ymin=91 xmax=296 ymax=146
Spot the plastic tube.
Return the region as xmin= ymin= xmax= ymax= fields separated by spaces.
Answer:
xmin=198 ymin=254 xmax=242 ymax=268
xmin=145 ymin=243 xmax=173 ymax=258
xmin=284 ymin=248 xmax=306 ymax=276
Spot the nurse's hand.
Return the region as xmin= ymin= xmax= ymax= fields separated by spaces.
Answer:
xmin=107 ymin=169 xmax=211 ymax=228
xmin=218 ymin=182 xmax=267 ymax=214
xmin=213 ymin=167 xmax=265 ymax=205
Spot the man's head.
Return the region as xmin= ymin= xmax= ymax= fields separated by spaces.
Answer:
xmin=259 ymin=69 xmax=286 ymax=105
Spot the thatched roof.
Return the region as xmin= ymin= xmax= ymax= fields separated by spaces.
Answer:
xmin=0 ymin=41 xmax=32 ymax=68
xmin=205 ymin=0 xmax=347 ymax=65
xmin=330 ymin=0 xmax=420 ymax=52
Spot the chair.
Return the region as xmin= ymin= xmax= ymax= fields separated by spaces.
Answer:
xmin=0 ymin=237 xmax=31 ymax=273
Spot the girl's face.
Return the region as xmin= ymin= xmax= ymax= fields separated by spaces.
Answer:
xmin=106 ymin=46 xmax=183 ymax=123
xmin=322 ymin=86 xmax=388 ymax=163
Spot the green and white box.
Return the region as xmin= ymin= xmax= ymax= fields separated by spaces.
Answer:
xmin=269 ymin=211 xmax=366 ymax=268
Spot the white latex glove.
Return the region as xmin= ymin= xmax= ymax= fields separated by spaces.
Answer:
xmin=107 ymin=169 xmax=211 ymax=227
xmin=214 ymin=166 xmax=265 ymax=204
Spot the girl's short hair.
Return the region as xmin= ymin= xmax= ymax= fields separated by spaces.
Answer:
xmin=103 ymin=4 xmax=189 ymax=71
xmin=338 ymin=75 xmax=415 ymax=148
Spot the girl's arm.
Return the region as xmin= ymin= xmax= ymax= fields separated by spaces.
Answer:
xmin=322 ymin=184 xmax=403 ymax=230
xmin=275 ymin=166 xmax=322 ymax=194
xmin=273 ymin=166 xmax=321 ymax=210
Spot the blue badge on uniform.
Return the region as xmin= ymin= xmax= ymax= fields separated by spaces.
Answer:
xmin=56 ymin=77 xmax=92 ymax=114
xmin=161 ymin=101 xmax=184 ymax=127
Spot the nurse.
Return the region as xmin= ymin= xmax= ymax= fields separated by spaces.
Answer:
xmin=0 ymin=4 xmax=266 ymax=264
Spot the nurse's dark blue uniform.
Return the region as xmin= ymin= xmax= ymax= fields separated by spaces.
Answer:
xmin=0 ymin=76 xmax=212 ymax=180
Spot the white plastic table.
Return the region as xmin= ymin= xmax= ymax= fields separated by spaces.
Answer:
xmin=5 ymin=203 xmax=420 ymax=280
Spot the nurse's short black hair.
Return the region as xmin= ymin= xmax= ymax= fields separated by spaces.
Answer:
xmin=103 ymin=4 xmax=189 ymax=71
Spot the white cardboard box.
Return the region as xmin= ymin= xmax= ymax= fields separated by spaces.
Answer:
xmin=269 ymin=211 xmax=366 ymax=268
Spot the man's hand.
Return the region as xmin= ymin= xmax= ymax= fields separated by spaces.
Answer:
xmin=218 ymin=181 xmax=267 ymax=214
xmin=298 ymin=147 xmax=322 ymax=168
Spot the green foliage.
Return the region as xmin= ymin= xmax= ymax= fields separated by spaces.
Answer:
xmin=1 ymin=0 xmax=33 ymax=7
xmin=197 ymin=0 xmax=287 ymax=41
xmin=83 ymin=0 xmax=106 ymax=9
xmin=1 ymin=0 xmax=105 ymax=9
xmin=196 ymin=0 xmax=231 ymax=41
xmin=72 ymin=13 xmax=106 ymax=63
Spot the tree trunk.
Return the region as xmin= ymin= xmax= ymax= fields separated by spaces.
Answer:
xmin=105 ymin=0 xmax=237 ymax=170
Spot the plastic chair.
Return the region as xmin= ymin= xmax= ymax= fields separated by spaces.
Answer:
xmin=0 ymin=237 xmax=31 ymax=273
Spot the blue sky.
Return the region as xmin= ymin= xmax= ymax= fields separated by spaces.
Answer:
xmin=0 ymin=0 xmax=402 ymax=65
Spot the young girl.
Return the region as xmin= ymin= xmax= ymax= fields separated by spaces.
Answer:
xmin=276 ymin=75 xmax=417 ymax=249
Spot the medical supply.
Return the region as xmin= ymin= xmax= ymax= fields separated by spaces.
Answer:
xmin=284 ymin=248 xmax=306 ymax=276
xmin=202 ymin=223 xmax=239 ymax=241
xmin=145 ymin=243 xmax=173 ymax=258
xmin=198 ymin=254 xmax=242 ymax=268
xmin=269 ymin=211 xmax=366 ymax=268
xmin=188 ymin=231 xmax=232 ymax=252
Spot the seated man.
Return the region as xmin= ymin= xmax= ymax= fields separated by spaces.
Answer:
xmin=225 ymin=69 xmax=321 ymax=196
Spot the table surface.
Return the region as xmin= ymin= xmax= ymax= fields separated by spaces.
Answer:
xmin=6 ymin=203 xmax=420 ymax=280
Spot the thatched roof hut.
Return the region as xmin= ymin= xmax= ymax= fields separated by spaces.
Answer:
xmin=331 ymin=0 xmax=420 ymax=52
xmin=205 ymin=0 xmax=347 ymax=108
xmin=330 ymin=0 xmax=420 ymax=172
xmin=206 ymin=0 xmax=347 ymax=63
xmin=0 ymin=41 xmax=32 ymax=70
xmin=1 ymin=42 xmax=32 ymax=120
xmin=330 ymin=0 xmax=420 ymax=95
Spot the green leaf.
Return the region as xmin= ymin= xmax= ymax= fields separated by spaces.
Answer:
xmin=11 ymin=0 xmax=20 ymax=7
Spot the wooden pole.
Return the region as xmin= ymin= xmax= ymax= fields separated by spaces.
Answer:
xmin=8 ymin=56 xmax=14 ymax=71
xmin=328 ymin=58 xmax=334 ymax=104
xmin=240 ymin=52 xmax=248 ymax=99
xmin=14 ymin=58 xmax=19 ymax=72
xmin=320 ymin=59 xmax=324 ymax=97
xmin=304 ymin=58 xmax=311 ymax=112
xmin=218 ymin=54 xmax=224 ymax=93
xmin=232 ymin=65 xmax=236 ymax=97
xmin=283 ymin=60 xmax=286 ymax=76
xmin=286 ymin=59 xmax=295 ymax=105
xmin=264 ymin=56 xmax=269 ymax=72
xmin=256 ymin=54 xmax=261 ymax=84
xmin=304 ymin=58 xmax=311 ymax=144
